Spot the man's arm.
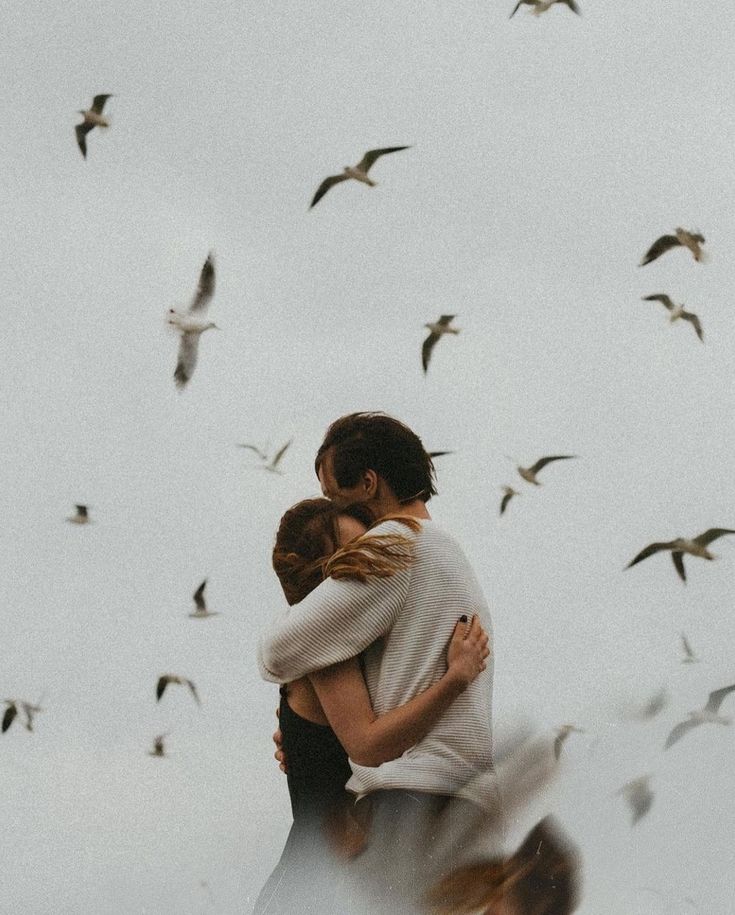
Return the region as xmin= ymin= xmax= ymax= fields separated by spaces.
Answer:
xmin=257 ymin=566 xmax=410 ymax=682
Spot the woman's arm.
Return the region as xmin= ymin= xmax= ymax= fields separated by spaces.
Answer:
xmin=308 ymin=615 xmax=489 ymax=768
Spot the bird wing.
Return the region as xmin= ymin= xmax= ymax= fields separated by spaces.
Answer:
xmin=270 ymin=439 xmax=292 ymax=470
xmin=680 ymin=311 xmax=703 ymax=342
xmin=693 ymin=528 xmax=735 ymax=547
xmin=237 ymin=444 xmax=268 ymax=460
xmin=509 ymin=0 xmax=526 ymax=17
xmin=500 ymin=491 xmax=514 ymax=516
xmin=436 ymin=314 xmax=456 ymax=327
xmin=626 ymin=541 xmax=675 ymax=569
xmin=356 ymin=146 xmax=410 ymax=174
xmin=76 ymin=504 xmax=88 ymax=518
xmin=641 ymin=293 xmax=674 ymax=312
xmin=91 ymin=94 xmax=113 ymax=114
xmin=422 ymin=332 xmax=440 ymax=373
xmin=680 ymin=632 xmax=694 ymax=659
xmin=188 ymin=253 xmax=216 ymax=314
xmin=75 ymin=123 xmax=92 ymax=158
xmin=310 ymin=173 xmax=350 ymax=208
xmin=156 ymin=677 xmax=169 ymax=701
xmin=671 ymin=551 xmax=686 ymax=582
xmin=640 ymin=234 xmax=680 ymax=266
xmin=2 ymin=704 xmax=17 ymax=733
xmin=561 ymin=0 xmax=581 ymax=12
xmin=174 ymin=333 xmax=200 ymax=389
xmin=664 ymin=718 xmax=700 ymax=749
xmin=186 ymin=680 xmax=201 ymax=705
xmin=528 ymin=455 xmax=576 ymax=475
xmin=704 ymin=683 xmax=735 ymax=715
xmin=428 ymin=451 xmax=454 ymax=458
xmin=193 ymin=579 xmax=207 ymax=611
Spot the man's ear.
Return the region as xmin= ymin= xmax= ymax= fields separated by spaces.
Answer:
xmin=362 ymin=469 xmax=379 ymax=498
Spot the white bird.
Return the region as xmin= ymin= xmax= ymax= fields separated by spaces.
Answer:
xmin=500 ymin=486 xmax=520 ymax=516
xmin=148 ymin=733 xmax=169 ymax=757
xmin=626 ymin=528 xmax=735 ymax=583
xmin=665 ymin=683 xmax=735 ymax=749
xmin=237 ymin=440 xmax=292 ymax=474
xmin=167 ymin=252 xmax=217 ymax=389
xmin=641 ymin=294 xmax=703 ymax=342
xmin=66 ymin=504 xmax=90 ymax=524
xmin=156 ymin=675 xmax=200 ymax=705
xmin=188 ymin=579 xmax=219 ymax=618
xmin=680 ymin=633 xmax=698 ymax=664
xmin=422 ymin=315 xmax=460 ymax=373
xmin=510 ymin=0 xmax=580 ymax=16
xmin=553 ymin=724 xmax=584 ymax=760
xmin=639 ymin=228 xmax=706 ymax=266
xmin=512 ymin=455 xmax=576 ymax=486
xmin=616 ymin=774 xmax=654 ymax=826
xmin=310 ymin=146 xmax=410 ymax=208
xmin=75 ymin=93 xmax=113 ymax=159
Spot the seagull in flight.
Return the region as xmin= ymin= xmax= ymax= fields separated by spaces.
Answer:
xmin=148 ymin=733 xmax=169 ymax=757
xmin=237 ymin=440 xmax=292 ymax=474
xmin=167 ymin=252 xmax=217 ymax=389
xmin=66 ymin=504 xmax=90 ymax=525
xmin=630 ymin=687 xmax=669 ymax=721
xmin=511 ymin=455 xmax=576 ymax=486
xmin=553 ymin=724 xmax=584 ymax=760
xmin=641 ymin=294 xmax=703 ymax=342
xmin=189 ymin=579 xmax=219 ymax=618
xmin=510 ymin=0 xmax=580 ymax=16
xmin=2 ymin=698 xmax=44 ymax=734
xmin=680 ymin=633 xmax=698 ymax=664
xmin=626 ymin=528 xmax=735 ymax=583
xmin=310 ymin=146 xmax=410 ymax=208
xmin=75 ymin=94 xmax=113 ymax=159
xmin=500 ymin=485 xmax=520 ymax=516
xmin=156 ymin=675 xmax=200 ymax=705
xmin=665 ymin=683 xmax=735 ymax=749
xmin=616 ymin=774 xmax=653 ymax=826
xmin=422 ymin=315 xmax=459 ymax=373
xmin=640 ymin=228 xmax=706 ymax=266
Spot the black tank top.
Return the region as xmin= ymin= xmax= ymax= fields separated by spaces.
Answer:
xmin=278 ymin=685 xmax=352 ymax=823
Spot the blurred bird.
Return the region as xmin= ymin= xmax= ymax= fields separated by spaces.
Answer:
xmin=237 ymin=440 xmax=292 ymax=474
xmin=188 ymin=579 xmax=219 ymax=618
xmin=626 ymin=528 xmax=735 ymax=583
xmin=640 ymin=228 xmax=706 ymax=266
xmin=641 ymin=294 xmax=703 ymax=342
xmin=680 ymin=633 xmax=698 ymax=664
xmin=428 ymin=451 xmax=454 ymax=459
xmin=511 ymin=455 xmax=576 ymax=486
xmin=167 ymin=252 xmax=217 ymax=389
xmin=510 ymin=0 xmax=580 ymax=16
xmin=631 ymin=687 xmax=669 ymax=720
xmin=156 ymin=675 xmax=200 ymax=705
xmin=616 ymin=774 xmax=654 ymax=826
xmin=75 ymin=93 xmax=113 ymax=159
xmin=148 ymin=733 xmax=169 ymax=757
xmin=500 ymin=486 xmax=519 ymax=516
xmin=310 ymin=146 xmax=410 ymax=208
xmin=553 ymin=724 xmax=584 ymax=760
xmin=665 ymin=683 xmax=735 ymax=749
xmin=2 ymin=698 xmax=43 ymax=733
xmin=66 ymin=504 xmax=90 ymax=525
xmin=422 ymin=316 xmax=459 ymax=373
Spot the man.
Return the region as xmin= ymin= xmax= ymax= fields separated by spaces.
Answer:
xmin=258 ymin=412 xmax=494 ymax=912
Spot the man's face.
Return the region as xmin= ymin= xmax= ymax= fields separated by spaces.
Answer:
xmin=317 ymin=448 xmax=370 ymax=509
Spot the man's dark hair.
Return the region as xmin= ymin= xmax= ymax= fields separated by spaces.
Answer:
xmin=314 ymin=412 xmax=437 ymax=503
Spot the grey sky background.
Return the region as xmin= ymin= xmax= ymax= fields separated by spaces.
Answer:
xmin=2 ymin=1 xmax=734 ymax=912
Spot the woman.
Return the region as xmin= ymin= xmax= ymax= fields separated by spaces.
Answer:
xmin=254 ymin=498 xmax=490 ymax=914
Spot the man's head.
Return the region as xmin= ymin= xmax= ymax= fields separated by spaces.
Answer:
xmin=314 ymin=412 xmax=437 ymax=512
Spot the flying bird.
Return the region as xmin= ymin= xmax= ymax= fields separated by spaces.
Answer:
xmin=553 ymin=724 xmax=584 ymax=760
xmin=510 ymin=0 xmax=580 ymax=16
xmin=2 ymin=699 xmax=43 ymax=734
xmin=167 ymin=252 xmax=217 ymax=389
xmin=237 ymin=440 xmax=292 ymax=474
xmin=66 ymin=504 xmax=90 ymax=525
xmin=310 ymin=146 xmax=410 ymax=208
xmin=512 ymin=455 xmax=576 ymax=486
xmin=639 ymin=228 xmax=706 ymax=266
xmin=422 ymin=315 xmax=460 ymax=373
xmin=641 ymin=294 xmax=703 ymax=342
xmin=189 ymin=579 xmax=219 ymax=618
xmin=626 ymin=528 xmax=735 ymax=583
xmin=630 ymin=687 xmax=669 ymax=721
xmin=75 ymin=94 xmax=113 ymax=159
xmin=616 ymin=774 xmax=653 ymax=826
xmin=680 ymin=633 xmax=698 ymax=664
xmin=665 ymin=683 xmax=735 ymax=749
xmin=148 ymin=734 xmax=169 ymax=757
xmin=156 ymin=675 xmax=200 ymax=705
xmin=500 ymin=486 xmax=519 ymax=516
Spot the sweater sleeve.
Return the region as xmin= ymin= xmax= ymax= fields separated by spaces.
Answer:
xmin=257 ymin=555 xmax=411 ymax=683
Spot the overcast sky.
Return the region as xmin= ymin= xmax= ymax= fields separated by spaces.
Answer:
xmin=2 ymin=2 xmax=734 ymax=913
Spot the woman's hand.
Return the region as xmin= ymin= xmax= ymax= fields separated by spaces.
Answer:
xmin=273 ymin=706 xmax=287 ymax=773
xmin=446 ymin=614 xmax=490 ymax=689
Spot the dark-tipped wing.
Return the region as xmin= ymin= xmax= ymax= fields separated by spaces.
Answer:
xmin=640 ymin=234 xmax=680 ymax=266
xmin=528 ymin=455 xmax=576 ymax=475
xmin=671 ymin=551 xmax=686 ymax=582
xmin=436 ymin=314 xmax=456 ymax=328
xmin=237 ymin=444 xmax=267 ymax=460
xmin=193 ymin=579 xmax=207 ymax=612
xmin=704 ymin=683 xmax=735 ymax=715
xmin=500 ymin=491 xmax=514 ymax=516
xmin=693 ymin=528 xmax=735 ymax=547
xmin=186 ymin=680 xmax=201 ymax=705
xmin=310 ymin=173 xmax=350 ymax=208
xmin=422 ymin=332 xmax=440 ymax=373
xmin=91 ymin=93 xmax=113 ymax=114
xmin=75 ymin=123 xmax=92 ymax=158
xmin=680 ymin=311 xmax=703 ymax=342
xmin=270 ymin=439 xmax=292 ymax=470
xmin=642 ymin=293 xmax=674 ymax=312
xmin=2 ymin=704 xmax=17 ymax=733
xmin=189 ymin=253 xmax=215 ymax=313
xmin=156 ymin=676 xmax=169 ymax=702
xmin=665 ymin=718 xmax=700 ymax=749
xmin=356 ymin=146 xmax=410 ymax=174
xmin=680 ymin=632 xmax=695 ymax=660
xmin=174 ymin=334 xmax=199 ymax=390
xmin=560 ymin=0 xmax=580 ymax=13
xmin=76 ymin=504 xmax=88 ymax=519
xmin=626 ymin=541 xmax=676 ymax=569
xmin=509 ymin=0 xmax=528 ymax=17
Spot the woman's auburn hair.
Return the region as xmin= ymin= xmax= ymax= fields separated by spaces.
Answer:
xmin=272 ymin=498 xmax=419 ymax=606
